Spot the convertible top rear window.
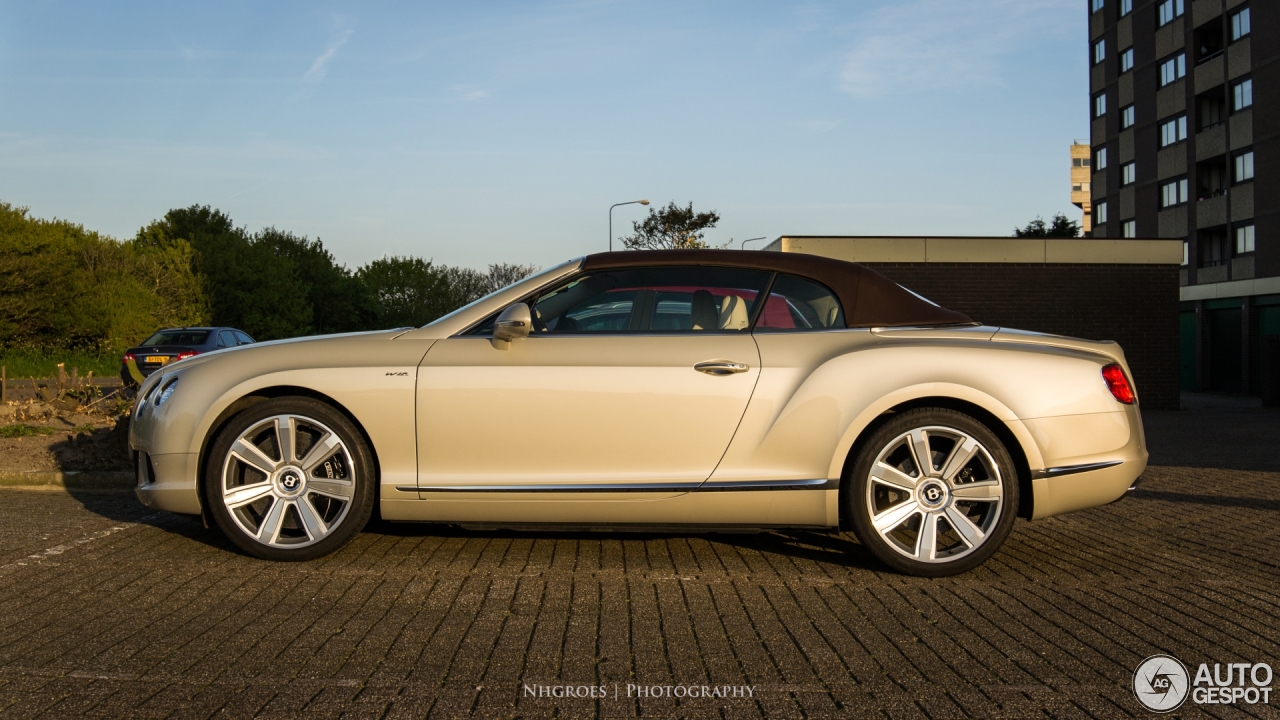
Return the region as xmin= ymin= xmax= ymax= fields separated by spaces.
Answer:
xmin=581 ymin=250 xmax=972 ymax=328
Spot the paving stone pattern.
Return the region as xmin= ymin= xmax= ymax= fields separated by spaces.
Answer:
xmin=1 ymin=415 xmax=1279 ymax=718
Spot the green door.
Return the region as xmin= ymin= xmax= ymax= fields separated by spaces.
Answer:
xmin=1260 ymin=305 xmax=1280 ymax=390
xmin=1179 ymin=311 xmax=1197 ymax=390
xmin=1209 ymin=307 xmax=1242 ymax=392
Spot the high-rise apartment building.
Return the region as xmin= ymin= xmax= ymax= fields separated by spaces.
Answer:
xmin=1089 ymin=0 xmax=1278 ymax=393
xmin=1071 ymin=141 xmax=1093 ymax=233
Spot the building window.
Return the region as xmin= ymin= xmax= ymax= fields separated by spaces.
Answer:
xmin=1122 ymin=220 xmax=1136 ymax=238
xmin=1094 ymin=39 xmax=1106 ymax=65
xmin=1159 ymin=115 xmax=1187 ymax=146
xmin=1159 ymin=54 xmax=1186 ymax=86
xmin=1231 ymin=8 xmax=1251 ymax=41
xmin=1161 ymin=178 xmax=1189 ymax=207
xmin=1182 ymin=240 xmax=1189 ymax=266
xmin=1096 ymin=201 xmax=1108 ymax=225
xmin=1095 ymin=146 xmax=1108 ymax=170
xmin=1073 ymin=157 xmax=1091 ymax=168
xmin=1235 ymin=224 xmax=1255 ymax=254
xmin=1122 ymin=105 xmax=1136 ymax=129
xmin=1235 ymin=151 xmax=1254 ymax=182
xmin=1157 ymin=0 xmax=1185 ymax=26
xmin=1120 ymin=0 xmax=1133 ymax=16
xmin=1092 ymin=0 xmax=1105 ymax=11
xmin=1233 ymin=78 xmax=1253 ymax=111
xmin=1121 ymin=162 xmax=1136 ymax=185
xmin=1120 ymin=48 xmax=1134 ymax=73
xmin=1201 ymin=230 xmax=1229 ymax=266
xmin=1094 ymin=92 xmax=1107 ymax=118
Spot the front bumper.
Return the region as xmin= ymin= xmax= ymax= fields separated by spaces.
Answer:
xmin=134 ymin=450 xmax=203 ymax=515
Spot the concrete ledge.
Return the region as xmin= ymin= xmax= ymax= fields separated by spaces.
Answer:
xmin=1180 ymin=276 xmax=1280 ymax=301
xmin=0 ymin=471 xmax=133 ymax=489
xmin=767 ymin=236 xmax=1184 ymax=264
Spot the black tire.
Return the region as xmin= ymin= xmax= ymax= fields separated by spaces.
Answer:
xmin=205 ymin=397 xmax=375 ymax=561
xmin=846 ymin=408 xmax=1018 ymax=577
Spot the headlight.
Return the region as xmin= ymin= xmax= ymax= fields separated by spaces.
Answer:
xmin=136 ymin=378 xmax=161 ymax=408
xmin=154 ymin=378 xmax=179 ymax=407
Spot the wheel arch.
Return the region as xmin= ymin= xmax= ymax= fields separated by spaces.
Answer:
xmin=832 ymin=389 xmax=1041 ymax=530
xmin=195 ymin=385 xmax=383 ymax=528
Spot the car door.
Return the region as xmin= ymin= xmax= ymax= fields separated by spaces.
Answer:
xmin=416 ymin=265 xmax=773 ymax=492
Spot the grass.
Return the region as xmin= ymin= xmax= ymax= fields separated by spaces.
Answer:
xmin=0 ymin=424 xmax=57 ymax=438
xmin=0 ymin=348 xmax=119 ymax=378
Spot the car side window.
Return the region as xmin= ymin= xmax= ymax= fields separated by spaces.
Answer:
xmin=233 ymin=331 xmax=254 ymax=345
xmin=218 ymin=330 xmax=236 ymax=348
xmin=529 ymin=266 xmax=772 ymax=334
xmin=755 ymin=274 xmax=845 ymax=331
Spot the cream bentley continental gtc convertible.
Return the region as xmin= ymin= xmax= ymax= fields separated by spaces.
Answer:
xmin=131 ymin=250 xmax=1147 ymax=576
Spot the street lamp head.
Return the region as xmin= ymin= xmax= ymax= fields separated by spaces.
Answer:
xmin=639 ymin=199 xmax=650 ymax=206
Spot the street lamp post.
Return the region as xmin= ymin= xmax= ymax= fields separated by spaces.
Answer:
xmin=609 ymin=199 xmax=650 ymax=252
xmin=739 ymin=236 xmax=767 ymax=249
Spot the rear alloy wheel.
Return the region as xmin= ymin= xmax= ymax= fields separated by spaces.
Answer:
xmin=847 ymin=408 xmax=1018 ymax=576
xmin=206 ymin=397 xmax=374 ymax=561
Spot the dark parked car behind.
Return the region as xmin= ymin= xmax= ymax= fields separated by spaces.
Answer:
xmin=121 ymin=327 xmax=255 ymax=385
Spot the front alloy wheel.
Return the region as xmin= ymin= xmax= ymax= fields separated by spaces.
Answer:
xmin=847 ymin=409 xmax=1018 ymax=576
xmin=206 ymin=397 xmax=374 ymax=561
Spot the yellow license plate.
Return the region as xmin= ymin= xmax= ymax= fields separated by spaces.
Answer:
xmin=147 ymin=355 xmax=171 ymax=364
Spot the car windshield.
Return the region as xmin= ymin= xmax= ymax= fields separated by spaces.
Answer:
xmin=141 ymin=330 xmax=210 ymax=346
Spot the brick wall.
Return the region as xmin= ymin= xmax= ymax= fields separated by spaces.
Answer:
xmin=863 ymin=262 xmax=1181 ymax=410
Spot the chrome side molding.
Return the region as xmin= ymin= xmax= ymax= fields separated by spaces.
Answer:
xmin=1030 ymin=460 xmax=1123 ymax=480
xmin=396 ymin=478 xmax=836 ymax=493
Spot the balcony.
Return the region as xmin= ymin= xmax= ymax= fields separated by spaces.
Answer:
xmin=1196 ymin=195 xmax=1227 ymax=228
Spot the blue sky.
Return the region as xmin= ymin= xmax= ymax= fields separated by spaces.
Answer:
xmin=0 ymin=0 xmax=1086 ymax=270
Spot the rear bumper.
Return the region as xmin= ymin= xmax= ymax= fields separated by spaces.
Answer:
xmin=1024 ymin=406 xmax=1148 ymax=520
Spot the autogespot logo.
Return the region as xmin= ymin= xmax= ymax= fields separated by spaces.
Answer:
xmin=1134 ymin=654 xmax=1274 ymax=713
xmin=1134 ymin=655 xmax=1189 ymax=712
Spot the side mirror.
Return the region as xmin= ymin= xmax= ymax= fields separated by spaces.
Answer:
xmin=491 ymin=303 xmax=532 ymax=350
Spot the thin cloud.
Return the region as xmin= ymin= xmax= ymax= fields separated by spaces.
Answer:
xmin=839 ymin=0 xmax=1077 ymax=97
xmin=449 ymin=85 xmax=488 ymax=102
xmin=304 ymin=29 xmax=354 ymax=83
xmin=792 ymin=119 xmax=840 ymax=135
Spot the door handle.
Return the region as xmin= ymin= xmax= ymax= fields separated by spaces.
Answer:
xmin=694 ymin=360 xmax=750 ymax=375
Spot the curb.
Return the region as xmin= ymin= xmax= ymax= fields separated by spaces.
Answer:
xmin=0 ymin=471 xmax=134 ymax=489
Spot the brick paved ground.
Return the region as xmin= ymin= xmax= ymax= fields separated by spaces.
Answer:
xmin=1 ymin=404 xmax=1278 ymax=719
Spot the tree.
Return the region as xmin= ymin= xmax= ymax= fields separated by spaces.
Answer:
xmin=619 ymin=202 xmax=722 ymax=250
xmin=256 ymin=228 xmax=378 ymax=335
xmin=356 ymin=256 xmax=462 ymax=329
xmin=1014 ymin=213 xmax=1081 ymax=238
xmin=137 ymin=205 xmax=313 ymax=340
xmin=481 ymin=262 xmax=541 ymax=295
xmin=0 ymin=201 xmax=208 ymax=354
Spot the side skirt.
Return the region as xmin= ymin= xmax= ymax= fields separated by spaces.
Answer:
xmin=380 ymin=485 xmax=839 ymax=527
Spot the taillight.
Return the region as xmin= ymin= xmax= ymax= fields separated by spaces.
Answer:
xmin=122 ymin=352 xmax=135 ymax=363
xmin=1101 ymin=363 xmax=1136 ymax=404
xmin=175 ymin=350 xmax=200 ymax=361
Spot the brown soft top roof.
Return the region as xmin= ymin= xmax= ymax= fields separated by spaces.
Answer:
xmin=581 ymin=249 xmax=971 ymax=328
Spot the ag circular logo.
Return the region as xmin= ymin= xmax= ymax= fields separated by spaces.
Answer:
xmin=1134 ymin=654 xmax=1190 ymax=712
xmin=924 ymin=486 xmax=942 ymax=502
xmin=281 ymin=470 xmax=302 ymax=491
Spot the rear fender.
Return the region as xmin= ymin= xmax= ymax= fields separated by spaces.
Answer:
xmin=825 ymin=383 xmax=1046 ymax=481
